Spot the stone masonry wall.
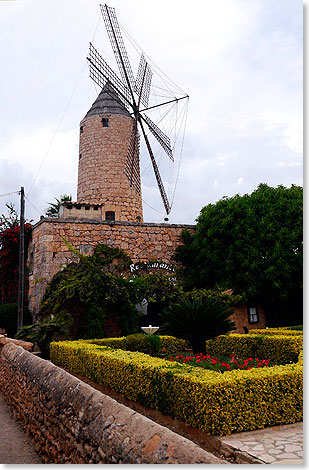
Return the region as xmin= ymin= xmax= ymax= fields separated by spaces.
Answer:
xmin=0 ymin=343 xmax=224 ymax=464
xmin=28 ymin=218 xmax=193 ymax=314
xmin=77 ymin=113 xmax=143 ymax=222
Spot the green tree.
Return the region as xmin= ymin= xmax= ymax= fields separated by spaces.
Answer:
xmin=130 ymin=273 xmax=181 ymax=327
xmin=45 ymin=194 xmax=72 ymax=218
xmin=160 ymin=298 xmax=235 ymax=354
xmin=174 ymin=184 xmax=303 ymax=326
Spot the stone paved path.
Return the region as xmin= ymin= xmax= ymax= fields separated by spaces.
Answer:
xmin=0 ymin=392 xmax=41 ymax=464
xmin=220 ymin=422 xmax=303 ymax=464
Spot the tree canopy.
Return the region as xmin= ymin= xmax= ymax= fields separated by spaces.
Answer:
xmin=45 ymin=194 xmax=72 ymax=218
xmin=174 ymin=184 xmax=303 ymax=325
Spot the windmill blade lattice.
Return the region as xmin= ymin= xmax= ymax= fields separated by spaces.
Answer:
xmin=88 ymin=43 xmax=132 ymax=109
xmin=139 ymin=118 xmax=171 ymax=214
xmin=135 ymin=54 xmax=152 ymax=108
xmin=125 ymin=121 xmax=141 ymax=194
xmin=142 ymin=114 xmax=174 ymax=161
xmin=101 ymin=4 xmax=136 ymax=97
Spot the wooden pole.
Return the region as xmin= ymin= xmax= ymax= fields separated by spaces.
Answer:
xmin=17 ymin=186 xmax=25 ymax=331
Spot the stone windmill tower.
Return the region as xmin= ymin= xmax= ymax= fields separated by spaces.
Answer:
xmin=77 ymin=82 xmax=143 ymax=222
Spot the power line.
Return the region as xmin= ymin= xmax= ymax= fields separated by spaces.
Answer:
xmin=27 ymin=65 xmax=87 ymax=197
xmin=24 ymin=196 xmax=42 ymax=216
xmin=142 ymin=197 xmax=165 ymax=215
xmin=0 ymin=190 xmax=20 ymax=199
xmin=28 ymin=12 xmax=101 ymax=198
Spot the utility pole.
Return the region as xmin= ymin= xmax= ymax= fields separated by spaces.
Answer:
xmin=17 ymin=186 xmax=25 ymax=331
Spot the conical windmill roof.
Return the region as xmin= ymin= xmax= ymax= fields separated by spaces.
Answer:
xmin=84 ymin=82 xmax=131 ymax=119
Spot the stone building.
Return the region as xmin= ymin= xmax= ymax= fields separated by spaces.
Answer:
xmin=28 ymin=84 xmax=193 ymax=314
xmin=27 ymin=83 xmax=266 ymax=332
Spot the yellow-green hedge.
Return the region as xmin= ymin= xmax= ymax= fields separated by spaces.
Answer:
xmin=205 ymin=334 xmax=302 ymax=363
xmin=249 ymin=328 xmax=303 ymax=336
xmin=50 ymin=340 xmax=302 ymax=436
xmin=82 ymin=335 xmax=189 ymax=355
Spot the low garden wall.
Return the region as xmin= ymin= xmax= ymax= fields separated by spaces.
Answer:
xmin=50 ymin=336 xmax=303 ymax=436
xmin=0 ymin=343 xmax=224 ymax=464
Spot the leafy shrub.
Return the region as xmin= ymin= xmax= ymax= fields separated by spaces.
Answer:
xmin=159 ymin=336 xmax=190 ymax=354
xmin=160 ymin=298 xmax=235 ymax=354
xmin=39 ymin=243 xmax=141 ymax=339
xmin=15 ymin=311 xmax=72 ymax=359
xmin=84 ymin=335 xmax=189 ymax=355
xmin=182 ymin=288 xmax=246 ymax=306
xmin=0 ymin=303 xmax=32 ymax=337
xmin=123 ymin=334 xmax=161 ymax=356
xmin=77 ymin=305 xmax=106 ymax=339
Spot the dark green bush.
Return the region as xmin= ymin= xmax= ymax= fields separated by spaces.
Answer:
xmin=160 ymin=298 xmax=235 ymax=354
xmin=286 ymin=325 xmax=303 ymax=331
xmin=0 ymin=303 xmax=32 ymax=337
xmin=123 ymin=333 xmax=161 ymax=356
xmin=15 ymin=311 xmax=72 ymax=359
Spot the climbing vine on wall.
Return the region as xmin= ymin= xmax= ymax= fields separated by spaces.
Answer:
xmin=40 ymin=243 xmax=140 ymax=338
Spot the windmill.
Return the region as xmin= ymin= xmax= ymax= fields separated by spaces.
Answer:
xmin=87 ymin=4 xmax=188 ymax=215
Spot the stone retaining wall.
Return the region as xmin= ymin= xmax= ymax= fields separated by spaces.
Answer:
xmin=0 ymin=344 xmax=225 ymax=464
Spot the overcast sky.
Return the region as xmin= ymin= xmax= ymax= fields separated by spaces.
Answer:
xmin=0 ymin=0 xmax=303 ymax=225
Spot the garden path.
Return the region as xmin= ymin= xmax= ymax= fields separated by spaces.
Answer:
xmin=0 ymin=391 xmax=41 ymax=464
xmin=219 ymin=422 xmax=303 ymax=464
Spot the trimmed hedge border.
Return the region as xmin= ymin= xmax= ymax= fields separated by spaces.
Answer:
xmin=249 ymin=328 xmax=303 ymax=336
xmin=205 ymin=334 xmax=303 ymax=363
xmin=84 ymin=335 xmax=189 ymax=355
xmin=50 ymin=337 xmax=303 ymax=436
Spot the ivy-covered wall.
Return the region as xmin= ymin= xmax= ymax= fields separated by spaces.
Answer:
xmin=28 ymin=218 xmax=194 ymax=316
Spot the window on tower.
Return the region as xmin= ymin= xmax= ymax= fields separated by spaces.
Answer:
xmin=102 ymin=118 xmax=109 ymax=127
xmin=105 ymin=211 xmax=115 ymax=221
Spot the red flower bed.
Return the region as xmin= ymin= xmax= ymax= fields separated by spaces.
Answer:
xmin=164 ymin=352 xmax=279 ymax=372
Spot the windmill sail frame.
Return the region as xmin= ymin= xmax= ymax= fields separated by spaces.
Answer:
xmin=87 ymin=4 xmax=188 ymax=214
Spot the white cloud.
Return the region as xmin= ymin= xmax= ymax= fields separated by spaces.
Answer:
xmin=0 ymin=0 xmax=302 ymax=225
